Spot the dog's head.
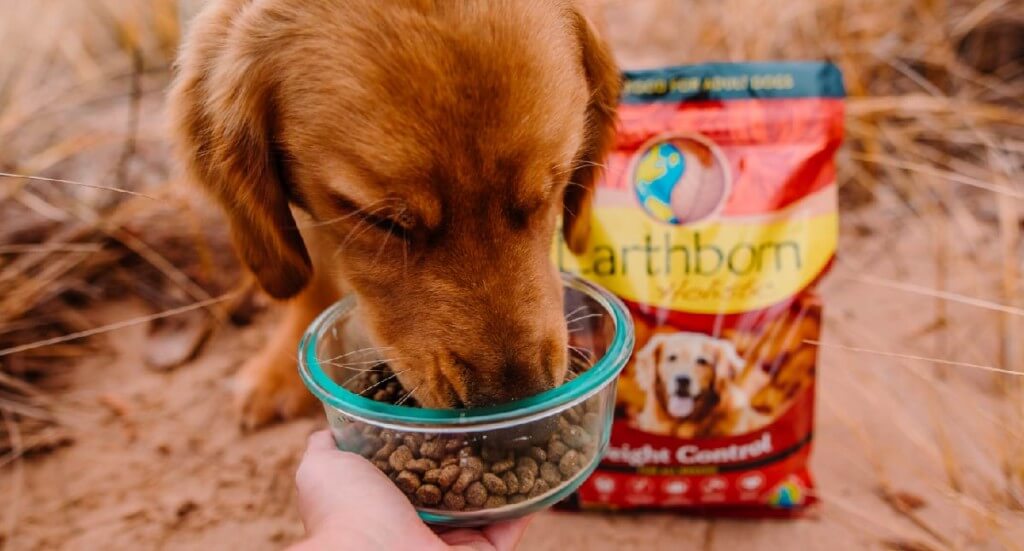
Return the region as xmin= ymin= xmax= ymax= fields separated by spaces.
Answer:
xmin=169 ymin=0 xmax=619 ymax=407
xmin=635 ymin=333 xmax=744 ymax=420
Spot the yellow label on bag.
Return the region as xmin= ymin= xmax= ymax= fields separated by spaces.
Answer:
xmin=554 ymin=208 xmax=837 ymax=314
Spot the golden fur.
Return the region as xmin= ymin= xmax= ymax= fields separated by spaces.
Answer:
xmin=168 ymin=0 xmax=619 ymax=427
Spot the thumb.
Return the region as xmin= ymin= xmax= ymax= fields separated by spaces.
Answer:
xmin=294 ymin=430 xmax=397 ymax=528
xmin=304 ymin=429 xmax=340 ymax=453
xmin=439 ymin=516 xmax=533 ymax=551
xmin=294 ymin=430 xmax=438 ymax=545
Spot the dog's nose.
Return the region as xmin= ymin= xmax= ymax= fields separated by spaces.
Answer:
xmin=496 ymin=360 xmax=556 ymax=403
xmin=455 ymin=356 xmax=558 ymax=408
xmin=674 ymin=375 xmax=692 ymax=397
xmin=453 ymin=332 xmax=565 ymax=407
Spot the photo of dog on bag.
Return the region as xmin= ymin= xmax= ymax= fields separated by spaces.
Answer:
xmin=630 ymin=330 xmax=768 ymax=437
xmin=617 ymin=295 xmax=821 ymax=439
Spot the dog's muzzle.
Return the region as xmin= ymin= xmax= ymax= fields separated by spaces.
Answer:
xmin=667 ymin=374 xmax=696 ymax=418
xmin=674 ymin=375 xmax=692 ymax=398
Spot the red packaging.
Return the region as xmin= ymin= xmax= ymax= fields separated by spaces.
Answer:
xmin=557 ymin=61 xmax=845 ymax=515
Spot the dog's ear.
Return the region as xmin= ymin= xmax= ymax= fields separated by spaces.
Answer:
xmin=562 ymin=7 xmax=620 ymax=253
xmin=706 ymin=340 xmax=745 ymax=382
xmin=723 ymin=342 xmax=746 ymax=374
xmin=634 ymin=336 xmax=664 ymax=390
xmin=168 ymin=8 xmax=311 ymax=299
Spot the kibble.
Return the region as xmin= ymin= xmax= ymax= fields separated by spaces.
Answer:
xmin=558 ymin=450 xmax=582 ymax=477
xmin=516 ymin=456 xmax=539 ymax=475
xmin=373 ymin=441 xmax=397 ymax=461
xmin=403 ymin=434 xmax=423 ymax=450
xmin=540 ymin=462 xmax=562 ymax=486
xmin=528 ymin=479 xmax=550 ymax=498
xmin=502 ymin=472 xmax=520 ymax=494
xmin=395 ymin=470 xmax=421 ymax=493
xmin=452 ymin=468 xmax=480 ymax=494
xmin=465 ymin=482 xmax=488 ymax=507
xmin=484 ymin=495 xmax=507 ymax=508
xmin=516 ymin=467 xmax=536 ymax=494
xmin=339 ymin=363 xmax=599 ymax=512
xmin=460 ymin=455 xmax=484 ymax=472
xmin=490 ymin=457 xmax=515 ymax=474
xmin=416 ymin=484 xmax=442 ymax=506
xmin=420 ymin=440 xmax=445 ymax=460
xmin=423 ymin=468 xmax=442 ymax=484
xmin=438 ymin=464 xmax=461 ymax=489
xmin=389 ymin=445 xmax=414 ymax=471
xmin=405 ymin=458 xmax=437 ymax=474
xmin=547 ymin=439 xmax=569 ymax=463
xmin=443 ymin=491 xmax=466 ymax=511
xmin=527 ymin=446 xmax=547 ymax=462
xmin=482 ymin=473 xmax=508 ymax=495
xmin=561 ymin=425 xmax=591 ymax=449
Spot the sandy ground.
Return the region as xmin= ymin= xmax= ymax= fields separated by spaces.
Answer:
xmin=1 ymin=1 xmax=1022 ymax=549
xmin=4 ymin=204 xmax=1023 ymax=551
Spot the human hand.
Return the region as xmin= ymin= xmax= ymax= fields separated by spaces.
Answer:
xmin=289 ymin=430 xmax=533 ymax=551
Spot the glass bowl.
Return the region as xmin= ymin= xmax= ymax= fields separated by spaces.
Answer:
xmin=298 ymin=273 xmax=634 ymax=526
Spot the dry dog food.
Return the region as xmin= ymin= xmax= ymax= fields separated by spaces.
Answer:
xmin=336 ymin=364 xmax=600 ymax=511
xmin=555 ymin=62 xmax=844 ymax=514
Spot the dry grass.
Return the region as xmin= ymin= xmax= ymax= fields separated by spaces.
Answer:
xmin=0 ymin=0 xmax=246 ymax=458
xmin=0 ymin=0 xmax=1021 ymax=548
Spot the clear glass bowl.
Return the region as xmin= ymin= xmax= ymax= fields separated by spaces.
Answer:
xmin=298 ymin=273 xmax=634 ymax=526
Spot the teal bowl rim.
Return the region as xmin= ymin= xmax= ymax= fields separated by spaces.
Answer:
xmin=298 ymin=272 xmax=634 ymax=426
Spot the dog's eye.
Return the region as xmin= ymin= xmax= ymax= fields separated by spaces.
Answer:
xmin=326 ymin=192 xmax=415 ymax=238
xmin=507 ymin=186 xmax=552 ymax=231
xmin=696 ymin=357 xmax=711 ymax=366
xmin=506 ymin=206 xmax=529 ymax=230
xmin=363 ymin=210 xmax=415 ymax=237
xmin=667 ymin=354 xmax=678 ymax=362
xmin=506 ymin=199 xmax=545 ymax=231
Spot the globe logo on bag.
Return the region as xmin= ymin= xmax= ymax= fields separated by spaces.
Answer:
xmin=631 ymin=134 xmax=731 ymax=226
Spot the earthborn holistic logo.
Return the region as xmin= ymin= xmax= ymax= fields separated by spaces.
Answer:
xmin=631 ymin=134 xmax=731 ymax=226
xmin=554 ymin=132 xmax=838 ymax=314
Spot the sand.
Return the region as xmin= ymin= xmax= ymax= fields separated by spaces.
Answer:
xmin=2 ymin=0 xmax=1022 ymax=549
xmin=3 ymin=207 xmax=1022 ymax=551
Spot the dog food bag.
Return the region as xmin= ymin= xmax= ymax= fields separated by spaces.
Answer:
xmin=556 ymin=61 xmax=844 ymax=515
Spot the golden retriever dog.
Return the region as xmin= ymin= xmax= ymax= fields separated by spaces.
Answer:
xmin=168 ymin=0 xmax=619 ymax=428
xmin=633 ymin=332 xmax=767 ymax=437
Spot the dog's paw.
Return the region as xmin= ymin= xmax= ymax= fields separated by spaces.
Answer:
xmin=234 ymin=355 xmax=318 ymax=430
